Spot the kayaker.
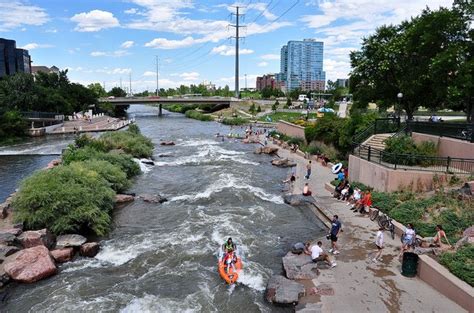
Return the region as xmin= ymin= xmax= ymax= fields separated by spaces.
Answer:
xmin=223 ymin=237 xmax=236 ymax=254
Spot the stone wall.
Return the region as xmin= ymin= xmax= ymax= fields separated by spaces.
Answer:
xmin=412 ymin=132 xmax=474 ymax=160
xmin=276 ymin=121 xmax=305 ymax=140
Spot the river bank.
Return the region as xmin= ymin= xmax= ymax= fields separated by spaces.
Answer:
xmin=262 ymin=138 xmax=467 ymax=312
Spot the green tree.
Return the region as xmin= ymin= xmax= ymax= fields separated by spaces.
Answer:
xmin=88 ymin=83 xmax=107 ymax=98
xmin=286 ymin=98 xmax=292 ymax=108
xmin=249 ymin=103 xmax=256 ymax=114
xmin=108 ymin=87 xmax=127 ymax=98
xmin=272 ymin=100 xmax=280 ymax=112
xmin=256 ymin=105 xmax=262 ymax=113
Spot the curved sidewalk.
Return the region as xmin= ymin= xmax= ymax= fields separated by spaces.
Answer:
xmin=268 ymin=141 xmax=466 ymax=313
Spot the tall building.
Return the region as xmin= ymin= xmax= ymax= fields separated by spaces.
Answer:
xmin=277 ymin=39 xmax=325 ymax=92
xmin=256 ymin=74 xmax=276 ymax=91
xmin=336 ymin=78 xmax=349 ymax=88
xmin=0 ymin=38 xmax=32 ymax=78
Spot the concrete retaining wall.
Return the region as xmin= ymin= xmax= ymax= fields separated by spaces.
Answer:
xmin=418 ymin=255 xmax=474 ymax=313
xmin=276 ymin=121 xmax=305 ymax=139
xmin=412 ymin=132 xmax=474 ymax=160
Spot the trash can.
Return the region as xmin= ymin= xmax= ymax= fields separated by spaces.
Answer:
xmin=401 ymin=252 xmax=419 ymax=277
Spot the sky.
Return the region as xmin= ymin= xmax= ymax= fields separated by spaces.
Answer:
xmin=0 ymin=0 xmax=454 ymax=92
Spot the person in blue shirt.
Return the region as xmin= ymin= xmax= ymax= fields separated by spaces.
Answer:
xmin=329 ymin=215 xmax=342 ymax=255
xmin=337 ymin=168 xmax=345 ymax=181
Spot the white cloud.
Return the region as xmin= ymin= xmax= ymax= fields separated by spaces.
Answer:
xmin=145 ymin=36 xmax=200 ymax=49
xmin=247 ymin=2 xmax=277 ymax=21
xmin=180 ymin=72 xmax=200 ymax=81
xmin=90 ymin=50 xmax=129 ymax=57
xmin=121 ymin=40 xmax=134 ymax=49
xmin=258 ymin=61 xmax=268 ymax=67
xmin=143 ymin=71 xmax=156 ymax=77
xmin=21 ymin=43 xmax=53 ymax=50
xmin=260 ymin=54 xmax=280 ymax=60
xmin=211 ymin=45 xmax=254 ymax=56
xmin=71 ymin=10 xmax=120 ymax=32
xmin=124 ymin=8 xmax=139 ymax=14
xmin=302 ymin=0 xmax=453 ymax=81
xmin=0 ymin=1 xmax=49 ymax=31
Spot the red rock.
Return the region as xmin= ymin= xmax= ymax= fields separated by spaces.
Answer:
xmin=115 ymin=194 xmax=135 ymax=203
xmin=3 ymin=246 xmax=57 ymax=283
xmin=18 ymin=229 xmax=56 ymax=249
xmin=80 ymin=242 xmax=100 ymax=257
xmin=46 ymin=159 xmax=61 ymax=169
xmin=1 ymin=228 xmax=22 ymax=236
xmin=50 ymin=248 xmax=74 ymax=263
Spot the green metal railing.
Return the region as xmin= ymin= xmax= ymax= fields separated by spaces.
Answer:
xmin=406 ymin=121 xmax=473 ymax=143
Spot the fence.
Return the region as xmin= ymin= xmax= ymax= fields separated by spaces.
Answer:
xmin=354 ymin=144 xmax=474 ymax=174
xmin=20 ymin=111 xmax=64 ymax=120
xmin=352 ymin=117 xmax=401 ymax=145
xmin=406 ymin=121 xmax=473 ymax=142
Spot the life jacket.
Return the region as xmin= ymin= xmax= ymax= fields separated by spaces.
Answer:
xmin=224 ymin=242 xmax=234 ymax=252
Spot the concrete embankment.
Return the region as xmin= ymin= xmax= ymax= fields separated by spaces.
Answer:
xmin=262 ymin=138 xmax=468 ymax=313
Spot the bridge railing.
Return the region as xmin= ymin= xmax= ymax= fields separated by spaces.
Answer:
xmin=20 ymin=111 xmax=64 ymax=120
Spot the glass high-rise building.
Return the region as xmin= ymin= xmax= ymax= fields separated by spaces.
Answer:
xmin=0 ymin=38 xmax=32 ymax=78
xmin=278 ymin=39 xmax=325 ymax=92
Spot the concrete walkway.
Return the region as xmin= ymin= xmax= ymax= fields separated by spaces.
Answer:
xmin=267 ymin=141 xmax=466 ymax=313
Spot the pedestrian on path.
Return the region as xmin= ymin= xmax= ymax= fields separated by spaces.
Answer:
xmin=372 ymin=226 xmax=384 ymax=263
xmin=305 ymin=160 xmax=312 ymax=179
xmin=329 ymin=215 xmax=342 ymax=255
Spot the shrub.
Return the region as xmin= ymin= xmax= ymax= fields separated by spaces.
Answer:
xmin=99 ymin=129 xmax=154 ymax=158
xmin=69 ymin=160 xmax=130 ymax=192
xmin=383 ymin=135 xmax=437 ymax=166
xmin=12 ymin=165 xmax=115 ymax=236
xmin=222 ymin=117 xmax=248 ymax=126
xmin=184 ymin=110 xmax=213 ymax=121
xmin=306 ymin=144 xmax=322 ymax=155
xmin=62 ymin=146 xmax=140 ymax=178
xmin=439 ymin=245 xmax=474 ymax=286
xmin=128 ymin=123 xmax=141 ymax=134
xmin=287 ymin=137 xmax=304 ymax=146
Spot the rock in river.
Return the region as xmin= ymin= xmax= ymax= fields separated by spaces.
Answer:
xmin=50 ymin=248 xmax=75 ymax=263
xmin=80 ymin=242 xmax=100 ymax=257
xmin=115 ymin=194 xmax=135 ymax=203
xmin=282 ymin=252 xmax=319 ymax=280
xmin=18 ymin=229 xmax=56 ymax=249
xmin=255 ymin=146 xmax=278 ymax=155
xmin=4 ymin=246 xmax=57 ymax=283
xmin=160 ymin=141 xmax=175 ymax=146
xmin=140 ymin=194 xmax=168 ymax=204
xmin=56 ymin=234 xmax=87 ymax=249
xmin=265 ymin=275 xmax=305 ymax=305
xmin=271 ymin=158 xmax=296 ymax=168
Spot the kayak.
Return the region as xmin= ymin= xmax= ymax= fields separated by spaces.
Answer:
xmin=218 ymin=255 xmax=243 ymax=284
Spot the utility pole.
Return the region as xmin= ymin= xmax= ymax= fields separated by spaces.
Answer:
xmin=155 ymin=55 xmax=159 ymax=96
xmin=129 ymin=72 xmax=132 ymax=96
xmin=230 ymin=6 xmax=245 ymax=99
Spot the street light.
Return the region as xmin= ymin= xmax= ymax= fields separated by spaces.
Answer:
xmin=397 ymin=92 xmax=403 ymax=118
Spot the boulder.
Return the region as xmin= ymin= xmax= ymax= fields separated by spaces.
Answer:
xmin=1 ymin=228 xmax=22 ymax=236
xmin=0 ymin=202 xmax=9 ymax=219
xmin=158 ymin=154 xmax=173 ymax=158
xmin=160 ymin=141 xmax=175 ymax=146
xmin=283 ymin=195 xmax=313 ymax=206
xmin=3 ymin=246 xmax=57 ymax=283
xmin=140 ymin=158 xmax=155 ymax=165
xmin=80 ymin=242 xmax=100 ymax=257
xmin=140 ymin=194 xmax=168 ymax=204
xmin=13 ymin=223 xmax=24 ymax=230
xmin=0 ymin=265 xmax=11 ymax=288
xmin=265 ymin=275 xmax=305 ymax=305
xmin=255 ymin=146 xmax=278 ymax=155
xmin=18 ymin=229 xmax=56 ymax=249
xmin=282 ymin=252 xmax=319 ymax=280
xmin=0 ymin=245 xmax=20 ymax=261
xmin=115 ymin=194 xmax=135 ymax=203
xmin=56 ymin=234 xmax=87 ymax=249
xmin=0 ymin=233 xmax=19 ymax=247
xmin=46 ymin=159 xmax=61 ymax=169
xmin=50 ymin=248 xmax=75 ymax=263
xmin=271 ymin=158 xmax=297 ymax=168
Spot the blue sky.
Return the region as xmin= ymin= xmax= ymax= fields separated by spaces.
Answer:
xmin=0 ymin=0 xmax=454 ymax=91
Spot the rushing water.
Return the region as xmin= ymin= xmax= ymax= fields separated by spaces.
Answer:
xmin=2 ymin=105 xmax=326 ymax=312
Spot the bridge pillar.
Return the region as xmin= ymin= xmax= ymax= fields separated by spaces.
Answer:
xmin=158 ymin=103 xmax=163 ymax=117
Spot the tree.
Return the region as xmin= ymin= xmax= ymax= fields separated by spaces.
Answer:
xmin=286 ymin=98 xmax=292 ymax=108
xmin=88 ymin=83 xmax=107 ymax=98
xmin=108 ymin=87 xmax=127 ymax=98
xmin=249 ymin=103 xmax=256 ymax=115
xmin=257 ymin=105 xmax=262 ymax=113
xmin=350 ymin=4 xmax=472 ymax=119
xmin=272 ymin=100 xmax=280 ymax=112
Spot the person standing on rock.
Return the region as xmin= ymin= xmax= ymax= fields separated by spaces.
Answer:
xmin=305 ymin=160 xmax=312 ymax=179
xmin=329 ymin=215 xmax=342 ymax=255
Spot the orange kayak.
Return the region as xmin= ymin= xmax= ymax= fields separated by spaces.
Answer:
xmin=218 ymin=257 xmax=242 ymax=284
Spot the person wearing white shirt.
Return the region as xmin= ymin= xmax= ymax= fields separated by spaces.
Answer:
xmin=305 ymin=241 xmax=336 ymax=268
xmin=372 ymin=227 xmax=384 ymax=263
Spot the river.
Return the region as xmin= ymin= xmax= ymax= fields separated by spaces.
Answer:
xmin=1 ymin=105 xmax=326 ymax=312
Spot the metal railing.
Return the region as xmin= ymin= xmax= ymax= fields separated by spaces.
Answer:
xmin=20 ymin=111 xmax=64 ymax=120
xmin=406 ymin=121 xmax=473 ymax=142
xmin=352 ymin=117 xmax=401 ymax=146
xmin=355 ymin=144 xmax=474 ymax=174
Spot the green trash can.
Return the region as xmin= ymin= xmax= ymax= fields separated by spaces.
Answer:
xmin=402 ymin=252 xmax=419 ymax=277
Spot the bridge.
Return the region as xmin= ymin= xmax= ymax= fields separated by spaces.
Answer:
xmin=99 ymin=97 xmax=239 ymax=116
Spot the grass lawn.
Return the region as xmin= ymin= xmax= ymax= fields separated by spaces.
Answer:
xmin=258 ymin=112 xmax=318 ymax=123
